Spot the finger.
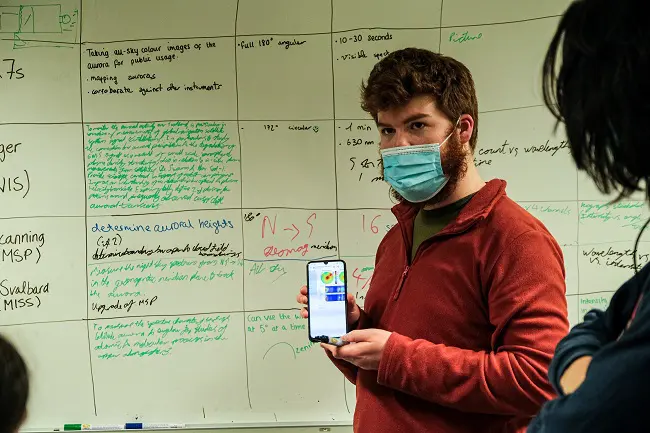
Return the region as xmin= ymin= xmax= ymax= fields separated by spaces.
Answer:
xmin=300 ymin=285 xmax=308 ymax=295
xmin=296 ymin=294 xmax=308 ymax=305
xmin=300 ymin=307 xmax=308 ymax=318
xmin=343 ymin=329 xmax=373 ymax=343
xmin=336 ymin=342 xmax=367 ymax=359
xmin=347 ymin=296 xmax=357 ymax=311
xmin=321 ymin=343 xmax=337 ymax=357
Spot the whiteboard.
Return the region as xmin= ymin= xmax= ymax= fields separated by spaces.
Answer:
xmin=0 ymin=0 xmax=642 ymax=430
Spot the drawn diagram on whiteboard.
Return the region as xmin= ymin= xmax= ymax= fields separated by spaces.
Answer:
xmin=262 ymin=342 xmax=296 ymax=360
xmin=0 ymin=4 xmax=79 ymax=49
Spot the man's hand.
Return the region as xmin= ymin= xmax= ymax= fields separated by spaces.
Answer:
xmin=559 ymin=355 xmax=592 ymax=395
xmin=296 ymin=285 xmax=361 ymax=326
xmin=321 ymin=329 xmax=392 ymax=371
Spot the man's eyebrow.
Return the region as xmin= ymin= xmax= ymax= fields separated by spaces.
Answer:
xmin=376 ymin=113 xmax=431 ymax=128
xmin=402 ymin=113 xmax=431 ymax=123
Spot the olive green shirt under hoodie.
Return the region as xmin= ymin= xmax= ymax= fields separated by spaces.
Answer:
xmin=410 ymin=193 xmax=475 ymax=262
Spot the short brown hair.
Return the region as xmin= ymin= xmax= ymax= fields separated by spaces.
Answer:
xmin=361 ymin=47 xmax=479 ymax=150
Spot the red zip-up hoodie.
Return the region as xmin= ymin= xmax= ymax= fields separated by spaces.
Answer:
xmin=330 ymin=179 xmax=569 ymax=433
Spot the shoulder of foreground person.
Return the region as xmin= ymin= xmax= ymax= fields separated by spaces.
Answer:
xmin=528 ymin=265 xmax=650 ymax=433
xmin=546 ymin=261 xmax=650 ymax=397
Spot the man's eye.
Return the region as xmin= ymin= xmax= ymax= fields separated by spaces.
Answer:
xmin=380 ymin=128 xmax=395 ymax=135
xmin=411 ymin=122 xmax=425 ymax=130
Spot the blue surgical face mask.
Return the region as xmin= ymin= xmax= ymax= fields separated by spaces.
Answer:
xmin=380 ymin=126 xmax=456 ymax=203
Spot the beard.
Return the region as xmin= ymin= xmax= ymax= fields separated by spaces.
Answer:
xmin=387 ymin=131 xmax=469 ymax=207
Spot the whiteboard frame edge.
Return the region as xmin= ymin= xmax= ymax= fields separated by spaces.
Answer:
xmin=21 ymin=420 xmax=353 ymax=432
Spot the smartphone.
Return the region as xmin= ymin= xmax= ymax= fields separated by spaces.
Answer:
xmin=306 ymin=259 xmax=348 ymax=346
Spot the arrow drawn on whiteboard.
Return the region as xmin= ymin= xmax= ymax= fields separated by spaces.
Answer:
xmin=284 ymin=224 xmax=300 ymax=241
xmin=263 ymin=342 xmax=296 ymax=360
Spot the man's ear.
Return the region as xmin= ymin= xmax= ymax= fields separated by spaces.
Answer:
xmin=458 ymin=114 xmax=474 ymax=145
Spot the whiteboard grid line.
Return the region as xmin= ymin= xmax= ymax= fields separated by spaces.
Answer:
xmin=233 ymin=0 xmax=253 ymax=411
xmin=0 ymin=112 xmax=539 ymax=125
xmin=577 ymin=290 xmax=625 ymax=297
xmin=576 ymin=146 xmax=581 ymax=323
xmin=77 ymin=0 xmax=98 ymax=416
xmin=330 ymin=0 xmax=352 ymax=416
xmin=85 ymin=254 xmax=339 ymax=267
xmin=0 ymin=199 xmax=647 ymax=220
xmin=0 ymin=106 xmax=549 ymax=126
xmin=0 ymin=318 xmax=86 ymax=328
xmin=4 ymin=13 xmax=562 ymax=47
xmin=0 ymin=308 xmax=303 ymax=329
xmin=438 ymin=0 xmax=444 ymax=52
xmin=0 ymin=289 xmax=608 ymax=328
xmin=82 ymin=241 xmax=650 ymax=268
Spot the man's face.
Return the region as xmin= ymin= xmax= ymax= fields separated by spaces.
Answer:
xmin=376 ymin=95 xmax=469 ymax=206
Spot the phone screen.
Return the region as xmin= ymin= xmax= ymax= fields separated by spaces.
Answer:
xmin=307 ymin=260 xmax=347 ymax=342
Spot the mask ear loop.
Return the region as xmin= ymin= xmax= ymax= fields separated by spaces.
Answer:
xmin=379 ymin=150 xmax=399 ymax=206
xmin=388 ymin=186 xmax=399 ymax=205
xmin=440 ymin=117 xmax=462 ymax=147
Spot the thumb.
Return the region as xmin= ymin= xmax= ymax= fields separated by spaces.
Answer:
xmin=343 ymin=329 xmax=373 ymax=343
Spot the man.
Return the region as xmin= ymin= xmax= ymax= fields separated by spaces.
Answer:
xmin=528 ymin=0 xmax=650 ymax=432
xmin=297 ymin=47 xmax=569 ymax=432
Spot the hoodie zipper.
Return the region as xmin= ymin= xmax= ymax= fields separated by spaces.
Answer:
xmin=391 ymin=219 xmax=483 ymax=301
xmin=393 ymin=265 xmax=410 ymax=300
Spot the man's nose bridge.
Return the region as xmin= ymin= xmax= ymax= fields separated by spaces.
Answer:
xmin=394 ymin=129 xmax=410 ymax=147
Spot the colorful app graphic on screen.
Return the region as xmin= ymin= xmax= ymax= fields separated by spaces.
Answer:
xmin=321 ymin=271 xmax=334 ymax=285
xmin=308 ymin=261 xmax=347 ymax=340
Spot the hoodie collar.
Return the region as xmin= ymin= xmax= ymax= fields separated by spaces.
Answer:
xmin=391 ymin=179 xmax=508 ymax=237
